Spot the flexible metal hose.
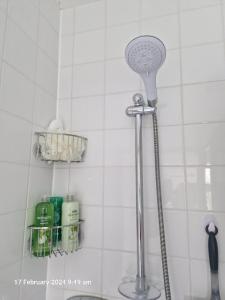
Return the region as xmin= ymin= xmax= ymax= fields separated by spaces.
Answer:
xmin=152 ymin=112 xmax=171 ymax=300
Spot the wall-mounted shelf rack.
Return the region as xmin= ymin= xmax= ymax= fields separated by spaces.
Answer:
xmin=28 ymin=220 xmax=84 ymax=258
xmin=33 ymin=132 xmax=88 ymax=163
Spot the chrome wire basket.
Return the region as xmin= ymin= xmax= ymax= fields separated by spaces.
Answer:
xmin=28 ymin=220 xmax=84 ymax=258
xmin=34 ymin=132 xmax=88 ymax=163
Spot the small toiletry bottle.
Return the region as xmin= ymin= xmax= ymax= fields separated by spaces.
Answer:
xmin=32 ymin=199 xmax=54 ymax=257
xmin=49 ymin=196 xmax=64 ymax=246
xmin=62 ymin=195 xmax=79 ymax=252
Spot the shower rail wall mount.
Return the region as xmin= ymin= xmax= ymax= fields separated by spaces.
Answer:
xmin=28 ymin=220 xmax=84 ymax=258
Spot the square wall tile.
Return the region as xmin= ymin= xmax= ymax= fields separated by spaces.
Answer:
xmin=141 ymin=0 xmax=178 ymax=19
xmin=104 ymin=129 xmax=135 ymax=166
xmin=187 ymin=166 xmax=225 ymax=212
xmin=28 ymin=166 xmax=53 ymax=208
xmin=4 ymin=19 xmax=37 ymax=81
xmin=0 ymin=0 xmax=8 ymax=12
xmin=0 ymin=211 xmax=25 ymax=267
xmin=39 ymin=0 xmax=59 ymax=32
xmin=0 ymin=111 xmax=32 ymax=164
xmin=64 ymin=249 xmax=102 ymax=293
xmin=141 ymin=14 xmax=179 ymax=50
xmin=57 ymin=99 xmax=71 ymax=130
xmin=60 ymin=35 xmax=73 ymax=66
xmin=73 ymin=62 xmax=104 ymax=97
xmin=180 ymin=6 xmax=223 ymax=47
xmin=20 ymin=256 xmax=47 ymax=299
xmin=104 ymin=166 xmax=136 ymax=207
xmin=190 ymin=260 xmax=210 ymax=299
xmin=104 ymin=207 xmax=136 ymax=251
xmin=143 ymin=126 xmax=184 ymax=166
xmin=159 ymin=126 xmax=184 ymax=166
xmin=168 ymin=257 xmax=191 ymax=299
xmin=52 ymin=167 xmax=70 ymax=195
xmin=75 ymin=0 xmax=105 ymax=32
xmin=38 ymin=15 xmax=59 ymax=63
xmin=183 ymin=81 xmax=225 ymax=124
xmin=0 ymin=63 xmax=35 ymax=122
xmin=184 ymin=123 xmax=225 ymax=166
xmin=69 ymin=167 xmax=103 ymax=205
xmin=47 ymin=255 xmax=65 ymax=282
xmin=0 ymin=262 xmax=21 ymax=298
xmin=8 ymin=0 xmax=39 ymax=42
xmin=146 ymin=210 xmax=188 ymax=258
xmin=72 ymin=96 xmax=104 ymax=131
xmin=72 ymin=131 xmax=103 ymax=167
xmin=106 ymin=59 xmax=141 ymax=94
xmin=157 ymin=49 xmax=181 ymax=87
xmin=60 ymin=7 xmax=74 ymax=36
xmin=106 ymin=22 xmax=139 ymax=59
xmin=182 ymin=43 xmax=225 ymax=84
xmin=105 ymin=92 xmax=134 ymax=129
xmin=74 ymin=29 xmax=105 ymax=64
xmin=34 ymin=87 xmax=56 ymax=128
xmin=107 ymin=0 xmax=139 ymax=26
xmin=0 ymin=162 xmax=29 ymax=215
xmin=59 ymin=67 xmax=72 ymax=99
xmin=156 ymin=86 xmax=182 ymax=126
xmin=160 ymin=167 xmax=186 ymax=209
xmin=36 ymin=49 xmax=58 ymax=97
xmin=81 ymin=206 xmax=103 ymax=248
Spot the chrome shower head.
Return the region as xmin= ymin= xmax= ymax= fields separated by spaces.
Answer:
xmin=125 ymin=35 xmax=166 ymax=106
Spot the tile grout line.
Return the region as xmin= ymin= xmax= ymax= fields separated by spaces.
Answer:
xmin=177 ymin=0 xmax=193 ymax=297
xmin=100 ymin=0 xmax=108 ymax=296
xmin=60 ymin=2 xmax=221 ymax=37
xmin=58 ymin=38 xmax=225 ymax=68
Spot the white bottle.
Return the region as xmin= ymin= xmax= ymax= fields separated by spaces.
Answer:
xmin=62 ymin=195 xmax=79 ymax=252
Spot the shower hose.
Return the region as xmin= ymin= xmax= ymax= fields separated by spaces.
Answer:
xmin=152 ymin=112 xmax=172 ymax=300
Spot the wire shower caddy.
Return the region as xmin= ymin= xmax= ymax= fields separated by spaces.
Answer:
xmin=28 ymin=220 xmax=84 ymax=258
xmin=34 ymin=131 xmax=88 ymax=163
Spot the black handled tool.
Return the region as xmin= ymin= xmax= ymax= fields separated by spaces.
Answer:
xmin=205 ymin=224 xmax=221 ymax=300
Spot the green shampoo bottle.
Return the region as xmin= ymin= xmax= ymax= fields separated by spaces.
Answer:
xmin=49 ymin=196 xmax=64 ymax=247
xmin=32 ymin=200 xmax=54 ymax=257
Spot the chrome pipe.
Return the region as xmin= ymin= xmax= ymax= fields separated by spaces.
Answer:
xmin=135 ymin=113 xmax=146 ymax=291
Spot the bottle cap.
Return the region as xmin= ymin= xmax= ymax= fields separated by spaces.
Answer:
xmin=65 ymin=194 xmax=74 ymax=202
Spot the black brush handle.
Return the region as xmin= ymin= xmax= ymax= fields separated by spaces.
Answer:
xmin=206 ymin=225 xmax=219 ymax=273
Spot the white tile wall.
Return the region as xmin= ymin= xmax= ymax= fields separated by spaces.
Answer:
xmin=141 ymin=0 xmax=178 ymax=19
xmin=180 ymin=6 xmax=223 ymax=47
xmin=74 ymin=29 xmax=105 ymax=64
xmin=75 ymin=0 xmax=105 ymax=32
xmin=72 ymin=96 xmax=104 ymax=131
xmin=73 ymin=62 xmax=105 ymax=97
xmin=0 ymin=1 xmax=59 ymax=299
xmin=141 ymin=15 xmax=179 ymax=50
xmin=106 ymin=22 xmax=139 ymax=59
xmin=106 ymin=0 xmax=139 ymax=26
xmin=50 ymin=1 xmax=225 ymax=299
xmin=7 ymin=0 xmax=39 ymax=42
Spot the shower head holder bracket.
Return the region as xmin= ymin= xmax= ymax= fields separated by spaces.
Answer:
xmin=126 ymin=93 xmax=156 ymax=117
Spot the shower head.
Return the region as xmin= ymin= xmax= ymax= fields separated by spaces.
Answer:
xmin=125 ymin=35 xmax=166 ymax=106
